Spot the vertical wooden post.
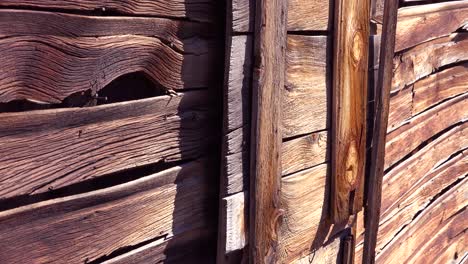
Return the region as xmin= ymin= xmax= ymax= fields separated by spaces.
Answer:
xmin=331 ymin=0 xmax=371 ymax=223
xmin=249 ymin=0 xmax=288 ymax=262
xmin=363 ymin=0 xmax=399 ymax=263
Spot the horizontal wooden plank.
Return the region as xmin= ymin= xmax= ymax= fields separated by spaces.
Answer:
xmin=0 ymin=35 xmax=215 ymax=103
xmin=392 ymin=33 xmax=468 ymax=93
xmin=282 ymin=130 xmax=328 ymax=176
xmin=378 ymin=151 xmax=467 ymax=254
xmin=395 ymin=1 xmax=468 ymax=51
xmin=412 ymin=64 xmax=468 ymax=114
xmin=284 ymin=35 xmax=329 ymax=138
xmin=0 ymin=91 xmax=211 ymax=199
xmin=0 ymin=9 xmax=213 ymax=52
xmin=0 ymin=160 xmax=216 ymax=263
xmin=0 ymin=0 xmax=216 ymax=22
xmin=385 ymin=93 xmax=467 ymax=168
xmin=376 ymin=177 xmax=467 ymax=263
xmin=381 ymin=123 xmax=467 ymax=224
xmin=231 ymin=0 xmax=332 ymax=33
xmin=387 ymin=87 xmax=412 ymax=132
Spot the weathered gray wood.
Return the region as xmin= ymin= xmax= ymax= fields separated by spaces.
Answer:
xmin=0 ymin=0 xmax=217 ymax=22
xmin=0 ymin=91 xmax=211 ymax=199
xmin=221 ymin=192 xmax=248 ymax=253
xmin=0 ymin=35 xmax=215 ymax=103
xmin=284 ymin=35 xmax=329 ymax=138
xmin=249 ymin=0 xmax=288 ymax=261
xmin=0 ymin=160 xmax=215 ymax=264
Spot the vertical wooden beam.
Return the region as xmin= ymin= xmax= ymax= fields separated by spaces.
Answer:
xmin=249 ymin=0 xmax=288 ymax=262
xmin=331 ymin=0 xmax=371 ymax=223
xmin=363 ymin=0 xmax=399 ymax=263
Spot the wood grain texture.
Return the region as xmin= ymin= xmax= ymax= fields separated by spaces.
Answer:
xmin=0 ymin=35 xmax=214 ymax=104
xmin=284 ymin=35 xmax=329 ymax=138
xmin=0 ymin=160 xmax=216 ymax=263
xmin=279 ymin=164 xmax=328 ymax=262
xmin=220 ymin=192 xmax=248 ymax=254
xmin=231 ymin=0 xmax=332 ymax=33
xmin=392 ymin=33 xmax=468 ymax=93
xmin=282 ymin=131 xmax=328 ymax=176
xmin=387 ymin=87 xmax=413 ymax=132
xmin=0 ymin=0 xmax=216 ymax=22
xmin=385 ymin=93 xmax=468 ymax=169
xmin=363 ymin=0 xmax=399 ymax=261
xmin=0 ymin=91 xmax=211 ymax=199
xmin=395 ymin=1 xmax=468 ymax=52
xmin=249 ymin=0 xmax=288 ymax=261
xmin=0 ymin=9 xmax=213 ymax=53
xmin=331 ymin=0 xmax=370 ymax=223
xmin=292 ymin=235 xmax=341 ymax=264
xmin=376 ymin=177 xmax=467 ymax=264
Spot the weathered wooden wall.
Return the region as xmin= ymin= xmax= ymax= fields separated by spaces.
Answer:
xmin=356 ymin=1 xmax=468 ymax=263
xmin=0 ymin=1 xmax=223 ymax=263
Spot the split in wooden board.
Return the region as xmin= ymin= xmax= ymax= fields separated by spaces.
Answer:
xmin=0 ymin=160 xmax=216 ymax=264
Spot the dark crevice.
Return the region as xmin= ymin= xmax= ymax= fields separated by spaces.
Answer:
xmin=282 ymin=128 xmax=328 ymax=143
xmin=399 ymin=0 xmax=462 ymax=8
xmin=432 ymin=147 xmax=468 ymax=171
xmin=0 ymin=158 xmax=193 ymax=212
xmin=0 ymin=72 xmax=168 ymax=113
xmin=86 ymin=233 xmax=169 ymax=264
xmin=384 ymin=120 xmax=467 ymax=174
xmin=282 ymin=161 xmax=328 ymax=178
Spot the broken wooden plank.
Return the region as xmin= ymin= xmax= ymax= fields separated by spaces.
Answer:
xmin=0 ymin=35 xmax=215 ymax=103
xmin=249 ymin=0 xmax=288 ymax=262
xmin=284 ymin=35 xmax=329 ymax=138
xmin=0 ymin=91 xmax=211 ymax=199
xmin=231 ymin=0 xmax=332 ymax=33
xmin=281 ymin=130 xmax=328 ymax=176
xmin=0 ymin=0 xmax=217 ymax=22
xmin=0 ymin=9 xmax=213 ymax=52
xmin=385 ymin=93 xmax=467 ymax=169
xmin=331 ymin=0 xmax=369 ymax=223
xmin=392 ymin=33 xmax=468 ymax=93
xmin=220 ymin=192 xmax=248 ymax=254
xmin=395 ymin=1 xmax=468 ymax=51
xmin=376 ymin=177 xmax=467 ymax=263
xmin=0 ymin=160 xmax=216 ymax=263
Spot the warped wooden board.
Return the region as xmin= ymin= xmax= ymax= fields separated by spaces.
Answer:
xmin=331 ymin=0 xmax=369 ymax=222
xmin=282 ymin=130 xmax=328 ymax=176
xmin=0 ymin=91 xmax=211 ymax=199
xmin=385 ymin=93 xmax=467 ymax=169
xmin=231 ymin=0 xmax=332 ymax=33
xmin=0 ymin=9 xmax=213 ymax=52
xmin=279 ymin=164 xmax=329 ymax=262
xmin=0 ymin=35 xmax=214 ymax=103
xmin=376 ymin=178 xmax=467 ymax=264
xmin=378 ymin=151 xmax=467 ymax=253
xmin=0 ymin=0 xmax=216 ymax=22
xmin=387 ymin=87 xmax=412 ymax=132
xmin=395 ymin=1 xmax=468 ymax=51
xmin=0 ymin=161 xmax=216 ymax=263
xmin=412 ymin=64 xmax=468 ymax=114
xmin=381 ymin=123 xmax=468 ymax=224
xmin=284 ymin=35 xmax=329 ymax=138
xmin=392 ymin=33 xmax=468 ymax=93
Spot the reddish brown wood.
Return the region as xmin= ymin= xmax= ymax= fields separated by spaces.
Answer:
xmin=363 ymin=0 xmax=399 ymax=262
xmin=249 ymin=0 xmax=288 ymax=262
xmin=331 ymin=0 xmax=370 ymax=223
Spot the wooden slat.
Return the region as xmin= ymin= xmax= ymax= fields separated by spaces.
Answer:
xmin=231 ymin=0 xmax=332 ymax=33
xmin=376 ymin=177 xmax=467 ymax=264
xmin=385 ymin=93 xmax=468 ymax=169
xmin=392 ymin=33 xmax=468 ymax=93
xmin=249 ymin=0 xmax=288 ymax=261
xmin=0 ymin=35 xmax=214 ymax=103
xmin=0 ymin=91 xmax=211 ymax=199
xmin=0 ymin=0 xmax=216 ymax=22
xmin=220 ymin=192 xmax=248 ymax=254
xmin=0 ymin=9 xmax=213 ymax=52
xmin=281 ymin=131 xmax=328 ymax=176
xmin=331 ymin=0 xmax=369 ymax=223
xmin=387 ymin=87 xmax=412 ymax=132
xmin=395 ymin=1 xmax=468 ymax=51
xmin=0 ymin=160 xmax=215 ymax=263
xmin=363 ymin=0 xmax=399 ymax=261
xmin=284 ymin=35 xmax=329 ymax=138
